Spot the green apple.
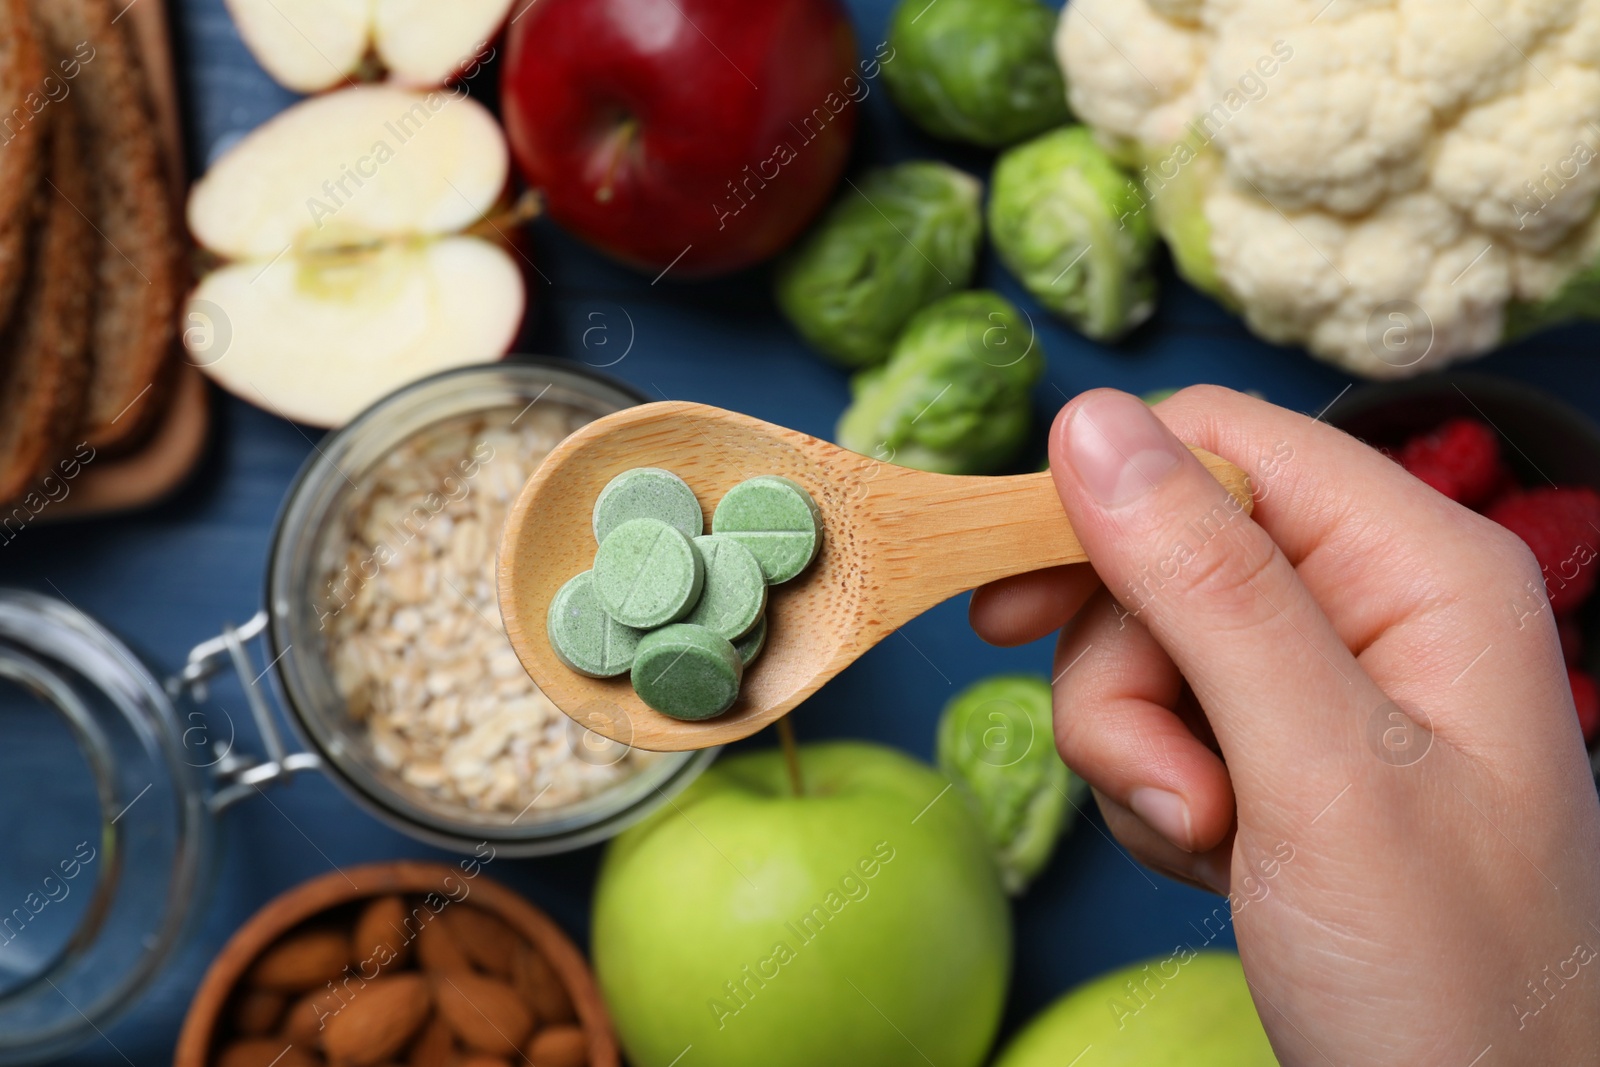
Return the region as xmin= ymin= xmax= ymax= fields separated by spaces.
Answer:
xmin=994 ymin=951 xmax=1278 ymax=1066
xmin=592 ymin=741 xmax=1011 ymax=1067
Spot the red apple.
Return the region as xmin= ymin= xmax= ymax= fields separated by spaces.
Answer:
xmin=501 ymin=0 xmax=860 ymax=277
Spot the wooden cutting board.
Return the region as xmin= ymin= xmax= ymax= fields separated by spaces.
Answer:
xmin=51 ymin=0 xmax=210 ymax=520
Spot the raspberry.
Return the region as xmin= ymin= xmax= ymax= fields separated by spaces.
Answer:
xmin=1570 ymin=667 xmax=1599 ymax=746
xmin=1558 ymin=614 xmax=1584 ymax=666
xmin=1398 ymin=418 xmax=1507 ymax=509
xmin=1487 ymin=488 xmax=1600 ymax=614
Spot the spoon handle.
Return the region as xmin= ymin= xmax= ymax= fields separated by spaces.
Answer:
xmin=860 ymin=448 xmax=1253 ymax=618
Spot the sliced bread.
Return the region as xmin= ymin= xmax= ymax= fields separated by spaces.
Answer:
xmin=0 ymin=93 xmax=93 ymax=504
xmin=0 ymin=0 xmax=45 ymax=329
xmin=33 ymin=0 xmax=180 ymax=451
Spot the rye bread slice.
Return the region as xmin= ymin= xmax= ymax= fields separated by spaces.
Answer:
xmin=0 ymin=0 xmax=46 ymax=329
xmin=0 ymin=94 xmax=93 ymax=505
xmin=33 ymin=0 xmax=180 ymax=451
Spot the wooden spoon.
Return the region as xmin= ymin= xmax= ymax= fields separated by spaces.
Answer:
xmin=498 ymin=402 xmax=1252 ymax=752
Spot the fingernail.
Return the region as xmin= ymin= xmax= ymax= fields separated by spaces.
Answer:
xmin=1194 ymin=853 xmax=1231 ymax=897
xmin=1129 ymin=787 xmax=1193 ymax=851
xmin=1063 ymin=392 xmax=1184 ymax=507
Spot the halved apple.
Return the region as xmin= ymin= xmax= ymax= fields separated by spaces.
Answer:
xmin=224 ymin=0 xmax=514 ymax=93
xmin=186 ymin=85 xmax=525 ymax=428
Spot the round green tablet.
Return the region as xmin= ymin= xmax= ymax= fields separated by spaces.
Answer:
xmin=593 ymin=467 xmax=703 ymax=543
xmin=631 ymin=623 xmax=744 ymax=720
xmin=592 ymin=517 xmax=705 ymax=629
xmin=683 ymin=535 xmax=767 ymax=641
xmin=711 ymin=476 xmax=823 ymax=584
xmin=547 ymin=571 xmax=641 ymax=678
xmin=733 ymin=614 xmax=766 ymax=666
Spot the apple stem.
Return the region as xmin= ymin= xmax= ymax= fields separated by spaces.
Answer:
xmin=466 ymin=191 xmax=542 ymax=240
xmin=778 ymin=717 xmax=804 ymax=797
xmin=594 ymin=118 xmax=639 ymax=205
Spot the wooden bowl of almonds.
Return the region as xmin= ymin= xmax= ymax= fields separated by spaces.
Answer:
xmin=175 ymin=861 xmax=618 ymax=1067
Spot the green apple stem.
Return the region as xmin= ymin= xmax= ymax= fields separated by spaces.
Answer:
xmin=778 ymin=717 xmax=805 ymax=797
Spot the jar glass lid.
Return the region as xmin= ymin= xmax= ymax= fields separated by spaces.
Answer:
xmin=0 ymin=590 xmax=211 ymax=1064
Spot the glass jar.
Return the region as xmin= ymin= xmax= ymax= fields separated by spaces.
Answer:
xmin=261 ymin=360 xmax=717 ymax=853
xmin=0 ymin=591 xmax=211 ymax=1065
xmin=0 ymin=360 xmax=718 ymax=1064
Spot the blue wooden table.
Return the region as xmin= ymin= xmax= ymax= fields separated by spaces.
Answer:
xmin=12 ymin=1 xmax=1600 ymax=1062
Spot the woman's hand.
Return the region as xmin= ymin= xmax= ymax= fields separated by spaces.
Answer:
xmin=970 ymin=386 xmax=1600 ymax=1064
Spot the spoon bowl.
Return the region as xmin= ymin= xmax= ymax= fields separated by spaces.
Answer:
xmin=498 ymin=402 xmax=1250 ymax=751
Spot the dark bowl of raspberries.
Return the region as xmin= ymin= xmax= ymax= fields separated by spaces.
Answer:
xmin=1324 ymin=372 xmax=1600 ymax=777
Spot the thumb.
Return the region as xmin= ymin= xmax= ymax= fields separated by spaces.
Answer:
xmin=1047 ymin=389 xmax=1381 ymax=782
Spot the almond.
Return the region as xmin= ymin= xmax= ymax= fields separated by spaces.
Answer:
xmin=249 ymin=928 xmax=352 ymax=992
xmin=416 ymin=914 xmax=472 ymax=975
xmin=216 ymin=1038 xmax=318 ymax=1067
xmin=434 ymin=971 xmax=533 ymax=1055
xmin=353 ymin=895 xmax=414 ymax=972
xmin=230 ymin=988 xmax=286 ymax=1036
xmin=281 ymin=987 xmax=346 ymax=1046
xmin=512 ymin=947 xmax=575 ymax=1025
xmin=321 ymin=973 xmax=431 ymax=1067
xmin=442 ymin=906 xmax=516 ymax=977
xmin=526 ymin=1024 xmax=587 ymax=1067
xmin=405 ymin=1015 xmax=456 ymax=1067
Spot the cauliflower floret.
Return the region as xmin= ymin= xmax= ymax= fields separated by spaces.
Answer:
xmin=1212 ymin=14 xmax=1434 ymax=215
xmin=1559 ymin=0 xmax=1600 ymax=63
xmin=1057 ymin=0 xmax=1600 ymax=377
xmin=1057 ymin=0 xmax=1204 ymax=152
xmin=1432 ymin=66 xmax=1600 ymax=251
xmin=1205 ymin=182 xmax=1349 ymax=341
xmin=1397 ymin=0 xmax=1582 ymax=110
xmin=1203 ymin=0 xmax=1387 ymax=34
xmin=1320 ymin=196 xmax=1510 ymax=377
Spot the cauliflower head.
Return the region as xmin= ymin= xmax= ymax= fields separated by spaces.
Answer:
xmin=1057 ymin=0 xmax=1600 ymax=377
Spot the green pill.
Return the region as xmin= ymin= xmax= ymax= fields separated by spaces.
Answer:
xmin=631 ymin=623 xmax=744 ymax=720
xmin=733 ymin=614 xmax=767 ymax=666
xmin=684 ymin=535 xmax=767 ymax=641
xmin=592 ymin=517 xmax=705 ymax=629
xmin=593 ymin=467 xmax=703 ymax=543
xmin=711 ymin=476 xmax=823 ymax=584
xmin=546 ymin=571 xmax=641 ymax=678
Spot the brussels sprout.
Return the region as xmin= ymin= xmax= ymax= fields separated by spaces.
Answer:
xmin=990 ymin=126 xmax=1159 ymax=341
xmin=775 ymin=162 xmax=982 ymax=368
xmin=884 ymin=0 xmax=1070 ymax=148
xmin=836 ymin=290 xmax=1043 ymax=475
xmin=936 ymin=674 xmax=1083 ymax=895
